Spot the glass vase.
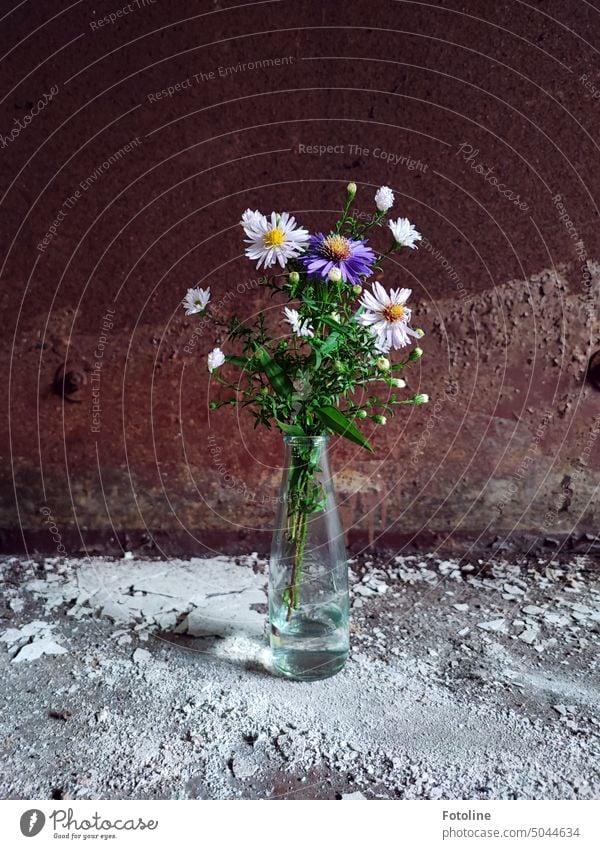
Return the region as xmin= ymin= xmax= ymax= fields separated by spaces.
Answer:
xmin=269 ymin=435 xmax=349 ymax=681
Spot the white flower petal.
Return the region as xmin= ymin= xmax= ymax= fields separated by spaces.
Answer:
xmin=358 ymin=283 xmax=419 ymax=350
xmin=243 ymin=210 xmax=309 ymax=270
xmin=207 ymin=347 xmax=225 ymax=373
xmin=389 ymin=217 xmax=422 ymax=249
xmin=359 ymin=290 xmax=385 ymax=312
xmin=283 ymin=307 xmax=314 ymax=338
xmin=371 ymin=280 xmax=391 ymax=305
xmin=374 ymin=186 xmax=395 ymax=213
xmin=182 ymin=287 xmax=211 ymax=315
xmin=390 ymin=287 xmax=412 ymax=305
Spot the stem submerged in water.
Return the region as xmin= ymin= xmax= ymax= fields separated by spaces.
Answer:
xmin=286 ymin=508 xmax=307 ymax=620
xmin=284 ymin=441 xmax=321 ymax=621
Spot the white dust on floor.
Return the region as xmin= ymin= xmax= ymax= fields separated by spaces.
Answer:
xmin=0 ymin=554 xmax=599 ymax=799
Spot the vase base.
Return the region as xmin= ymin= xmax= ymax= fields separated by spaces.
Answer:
xmin=272 ymin=648 xmax=348 ymax=681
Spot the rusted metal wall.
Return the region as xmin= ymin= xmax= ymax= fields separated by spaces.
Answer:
xmin=2 ymin=0 xmax=599 ymax=557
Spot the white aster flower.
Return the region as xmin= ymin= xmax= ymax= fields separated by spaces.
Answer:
xmin=242 ymin=210 xmax=309 ymax=270
xmin=283 ymin=307 xmax=314 ymax=338
xmin=240 ymin=208 xmax=264 ymax=230
xmin=358 ymin=281 xmax=419 ymax=351
xmin=207 ymin=347 xmax=225 ymax=373
xmin=182 ymin=286 xmax=210 ymax=314
xmin=374 ymin=186 xmax=394 ymax=212
xmin=389 ymin=217 xmax=422 ymax=249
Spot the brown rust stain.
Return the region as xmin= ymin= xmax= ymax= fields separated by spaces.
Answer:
xmin=1 ymin=1 xmax=600 ymax=555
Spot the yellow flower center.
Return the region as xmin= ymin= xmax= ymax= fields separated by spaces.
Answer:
xmin=322 ymin=234 xmax=351 ymax=261
xmin=383 ymin=303 xmax=405 ymax=323
xmin=264 ymin=227 xmax=286 ymax=248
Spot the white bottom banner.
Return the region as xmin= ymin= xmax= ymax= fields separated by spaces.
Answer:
xmin=0 ymin=799 xmax=598 ymax=848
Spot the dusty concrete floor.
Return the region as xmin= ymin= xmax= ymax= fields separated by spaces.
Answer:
xmin=0 ymin=553 xmax=599 ymax=800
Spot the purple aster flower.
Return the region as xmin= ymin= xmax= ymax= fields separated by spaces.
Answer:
xmin=301 ymin=233 xmax=376 ymax=285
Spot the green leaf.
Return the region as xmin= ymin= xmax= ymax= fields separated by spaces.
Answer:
xmin=254 ymin=347 xmax=294 ymax=398
xmin=276 ymin=420 xmax=306 ymax=436
xmin=225 ymin=355 xmax=251 ymax=369
xmin=319 ymin=332 xmax=342 ymax=359
xmin=319 ymin=315 xmax=353 ymax=336
xmin=314 ymin=405 xmax=373 ymax=452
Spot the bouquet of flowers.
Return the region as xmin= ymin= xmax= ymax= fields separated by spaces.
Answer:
xmin=183 ymin=183 xmax=428 ymax=623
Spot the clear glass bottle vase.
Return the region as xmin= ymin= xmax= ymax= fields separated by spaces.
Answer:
xmin=269 ymin=435 xmax=349 ymax=681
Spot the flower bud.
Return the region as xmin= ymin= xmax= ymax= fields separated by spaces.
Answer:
xmin=288 ymin=271 xmax=300 ymax=285
xmin=209 ymin=401 xmax=219 ymax=410
xmin=409 ymin=346 xmax=423 ymax=361
xmin=376 ymin=356 xmax=391 ymax=371
xmin=328 ymin=267 xmax=342 ymax=283
xmin=329 ymin=311 xmax=341 ymax=323
xmin=390 ymin=378 xmax=406 ymax=388
xmin=347 ymin=182 xmax=357 ymax=199
xmin=414 ymin=393 xmax=429 ymax=405
xmin=373 ymin=414 xmax=387 ymax=425
xmin=415 ymin=327 xmax=425 ymax=338
xmin=374 ymin=186 xmax=394 ymax=213
xmin=352 ymin=284 xmax=363 ymax=296
xmin=334 ymin=360 xmax=346 ymax=373
xmin=355 ymin=409 xmax=367 ymax=419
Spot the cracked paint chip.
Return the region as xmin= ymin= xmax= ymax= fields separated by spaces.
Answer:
xmin=477 ymin=618 xmax=509 ymax=634
xmin=12 ymin=639 xmax=67 ymax=663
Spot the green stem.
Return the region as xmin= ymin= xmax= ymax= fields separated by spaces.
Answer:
xmin=360 ymin=210 xmax=386 ymax=232
xmin=336 ymin=194 xmax=355 ymax=233
xmin=287 ymin=508 xmax=307 ymax=620
xmin=284 ymin=445 xmax=317 ymax=621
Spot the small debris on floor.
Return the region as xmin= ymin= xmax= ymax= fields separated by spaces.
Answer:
xmin=48 ymin=709 xmax=72 ymax=721
xmin=0 ymin=620 xmax=68 ymax=663
xmin=132 ymin=648 xmax=151 ymax=665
